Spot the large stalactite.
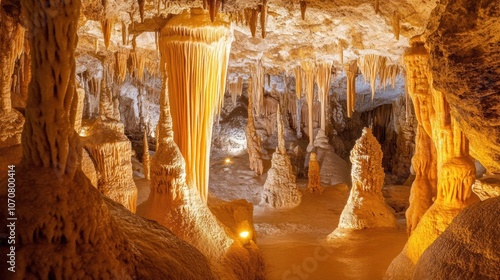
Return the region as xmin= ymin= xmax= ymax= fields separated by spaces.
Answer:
xmin=246 ymin=77 xmax=264 ymax=176
xmin=316 ymin=62 xmax=332 ymax=132
xmin=301 ymin=61 xmax=316 ymax=149
xmin=159 ymin=8 xmax=233 ymax=203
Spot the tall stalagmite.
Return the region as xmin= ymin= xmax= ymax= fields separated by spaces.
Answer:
xmin=293 ymin=65 xmax=303 ymax=137
xmin=385 ymin=38 xmax=476 ymax=280
xmin=0 ymin=3 xmax=25 ymax=149
xmin=246 ymin=77 xmax=264 ymax=176
xmin=307 ymin=152 xmax=323 ymax=194
xmin=329 ymin=128 xmax=397 ymax=235
xmin=12 ymin=1 xmax=219 ymax=278
xmin=159 ymin=8 xmax=233 ymax=203
xmin=261 ymin=106 xmax=302 ymax=208
xmin=137 ymin=76 xmax=263 ymax=279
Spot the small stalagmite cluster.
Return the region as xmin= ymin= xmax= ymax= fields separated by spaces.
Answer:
xmin=329 ymin=128 xmax=397 ymax=235
xmin=261 ymin=106 xmax=302 ymax=208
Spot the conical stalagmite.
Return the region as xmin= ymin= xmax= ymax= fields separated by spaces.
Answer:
xmin=159 ymin=8 xmax=233 ymax=203
xmin=246 ymin=77 xmax=264 ymax=176
xmin=329 ymin=128 xmax=397 ymax=236
xmin=261 ymin=106 xmax=302 ymax=208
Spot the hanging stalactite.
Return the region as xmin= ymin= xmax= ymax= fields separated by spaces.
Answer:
xmin=250 ymin=60 xmax=265 ymax=116
xmin=121 ymin=21 xmax=129 ymax=46
xmin=260 ymin=0 xmax=268 ymax=38
xmin=301 ymin=61 xmax=316 ymax=147
xmin=159 ymin=8 xmax=233 ymax=203
xmin=248 ymin=8 xmax=259 ymax=38
xmin=374 ymin=0 xmax=380 ymax=14
xmin=392 ymin=11 xmax=400 ymax=40
xmin=115 ymin=50 xmax=128 ymax=82
xmin=300 ymin=1 xmax=307 ymax=20
xmin=345 ymin=60 xmax=358 ymax=118
xmin=358 ymin=54 xmax=387 ymax=100
xmin=316 ymin=62 xmax=333 ymax=132
xmin=100 ymin=18 xmax=115 ymax=50
xmin=138 ymin=0 xmax=145 ymax=22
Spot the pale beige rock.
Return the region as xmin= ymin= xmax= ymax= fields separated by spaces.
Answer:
xmin=142 ymin=128 xmax=151 ymax=180
xmin=246 ymin=77 xmax=264 ymax=176
xmin=137 ymin=75 xmax=264 ymax=279
xmin=329 ymin=128 xmax=397 ymax=234
xmin=472 ymin=175 xmax=500 ymax=201
xmin=261 ymin=106 xmax=302 ymax=208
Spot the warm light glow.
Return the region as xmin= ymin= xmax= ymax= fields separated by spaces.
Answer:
xmin=239 ymin=231 xmax=250 ymax=239
xmin=79 ymin=127 xmax=89 ymax=137
xmin=225 ymin=158 xmax=232 ymax=164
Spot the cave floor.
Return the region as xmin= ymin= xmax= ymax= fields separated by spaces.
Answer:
xmin=136 ymin=152 xmax=409 ymax=280
xmin=209 ymin=153 xmax=408 ymax=280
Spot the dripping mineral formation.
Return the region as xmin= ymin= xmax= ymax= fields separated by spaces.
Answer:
xmin=0 ymin=0 xmax=498 ymax=279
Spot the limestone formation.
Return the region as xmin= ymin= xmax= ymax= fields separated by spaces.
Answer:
xmin=81 ymin=120 xmax=138 ymax=212
xmin=160 ymin=8 xmax=233 ymax=203
xmin=9 ymin=1 xmax=217 ymax=278
xmin=0 ymin=3 xmax=25 ymax=149
xmin=345 ymin=61 xmax=358 ymax=118
xmin=413 ymin=197 xmax=500 ymax=280
xmin=142 ymin=128 xmax=151 ymax=180
xmin=329 ymin=128 xmax=397 ymax=234
xmin=472 ymin=176 xmax=500 ymax=201
xmin=246 ymin=77 xmax=264 ymax=176
xmin=386 ymin=38 xmax=477 ymax=279
xmin=301 ymin=61 xmax=317 ymax=149
xmin=316 ymin=62 xmax=333 ymax=132
xmin=261 ymin=106 xmax=302 ymax=208
xmin=307 ymin=152 xmax=323 ymax=194
xmin=137 ymin=75 xmax=264 ymax=280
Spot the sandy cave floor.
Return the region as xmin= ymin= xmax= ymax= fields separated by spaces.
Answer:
xmin=136 ymin=152 xmax=409 ymax=280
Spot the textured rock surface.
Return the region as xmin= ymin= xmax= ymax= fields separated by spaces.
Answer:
xmin=472 ymin=175 xmax=500 ymax=201
xmin=81 ymin=119 xmax=138 ymax=212
xmin=307 ymin=152 xmax=323 ymax=194
xmin=261 ymin=107 xmax=302 ymax=208
xmin=413 ymin=197 xmax=500 ymax=280
xmin=427 ymin=0 xmax=500 ymax=174
xmin=330 ymin=128 xmax=397 ymax=233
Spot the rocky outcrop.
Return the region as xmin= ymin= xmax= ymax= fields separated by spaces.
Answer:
xmin=329 ymin=128 xmax=397 ymax=235
xmin=427 ymin=0 xmax=500 ymax=174
xmin=413 ymin=197 xmax=500 ymax=280
xmin=81 ymin=119 xmax=138 ymax=212
xmin=472 ymin=175 xmax=500 ymax=201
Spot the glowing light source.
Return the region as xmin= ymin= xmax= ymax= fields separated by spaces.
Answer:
xmin=239 ymin=231 xmax=250 ymax=239
xmin=225 ymin=158 xmax=232 ymax=164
